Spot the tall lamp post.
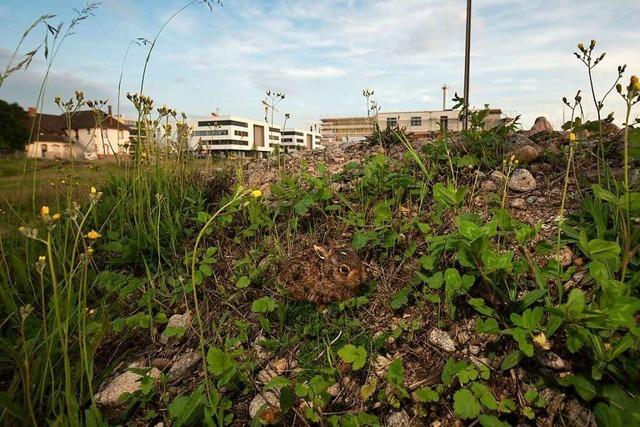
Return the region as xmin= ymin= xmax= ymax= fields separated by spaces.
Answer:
xmin=463 ymin=0 xmax=472 ymax=130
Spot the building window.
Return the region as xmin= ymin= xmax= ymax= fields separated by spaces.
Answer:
xmin=193 ymin=129 xmax=228 ymax=136
xmin=410 ymin=116 xmax=422 ymax=127
xmin=234 ymin=130 xmax=248 ymax=137
xmin=386 ymin=117 xmax=398 ymax=128
xmin=269 ymin=135 xmax=280 ymax=140
xmin=119 ymin=129 xmax=124 ymax=139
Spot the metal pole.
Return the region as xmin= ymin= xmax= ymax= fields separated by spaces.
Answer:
xmin=463 ymin=0 xmax=472 ymax=130
xmin=442 ymin=84 xmax=448 ymax=110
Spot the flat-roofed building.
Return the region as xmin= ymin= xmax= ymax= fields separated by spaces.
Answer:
xmin=279 ymin=128 xmax=323 ymax=152
xmin=377 ymin=108 xmax=503 ymax=137
xmin=191 ymin=115 xmax=322 ymax=158
xmin=320 ymin=116 xmax=375 ymax=146
xmin=321 ymin=109 xmax=503 ymax=145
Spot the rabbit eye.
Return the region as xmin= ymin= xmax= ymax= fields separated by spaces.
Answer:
xmin=339 ymin=265 xmax=350 ymax=275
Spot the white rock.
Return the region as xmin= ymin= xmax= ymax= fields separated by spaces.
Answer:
xmin=480 ymin=180 xmax=498 ymax=192
xmin=94 ymin=362 xmax=161 ymax=410
xmin=429 ymin=328 xmax=456 ymax=352
xmin=508 ymin=169 xmax=537 ymax=192
xmin=538 ymin=352 xmax=566 ymax=370
xmin=252 ymin=333 xmax=272 ymax=362
xmin=372 ymin=355 xmax=393 ymax=378
xmin=386 ymin=410 xmax=411 ymax=427
xmin=510 ymin=198 xmax=526 ymax=209
xmin=168 ymin=352 xmax=201 ymax=381
xmin=249 ymin=391 xmax=280 ymax=419
xmin=160 ymin=312 xmax=192 ymax=345
xmin=490 ymin=170 xmax=507 ymax=184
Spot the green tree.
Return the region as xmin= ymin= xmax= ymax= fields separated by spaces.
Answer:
xmin=0 ymin=99 xmax=28 ymax=150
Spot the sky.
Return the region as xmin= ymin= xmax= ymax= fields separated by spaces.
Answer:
xmin=0 ymin=0 xmax=639 ymax=130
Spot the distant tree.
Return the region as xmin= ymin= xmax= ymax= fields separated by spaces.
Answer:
xmin=0 ymin=100 xmax=28 ymax=150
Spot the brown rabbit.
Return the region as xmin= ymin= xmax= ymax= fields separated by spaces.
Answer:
xmin=277 ymin=243 xmax=367 ymax=305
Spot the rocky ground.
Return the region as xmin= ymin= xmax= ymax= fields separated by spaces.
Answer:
xmin=92 ymin=118 xmax=625 ymax=426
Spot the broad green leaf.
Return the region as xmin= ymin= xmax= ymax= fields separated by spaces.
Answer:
xmin=337 ymin=344 xmax=368 ymax=370
xmin=500 ymin=350 xmax=522 ymax=370
xmin=236 ymin=275 xmax=251 ymax=289
xmin=453 ymin=389 xmax=481 ymax=419
xmin=557 ymin=374 xmax=597 ymax=401
xmin=413 ymin=387 xmax=440 ymax=403
xmin=251 ymin=296 xmax=277 ymax=313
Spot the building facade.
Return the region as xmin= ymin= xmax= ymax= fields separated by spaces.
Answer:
xmin=25 ymin=108 xmax=131 ymax=160
xmin=321 ymin=109 xmax=503 ymax=145
xmin=191 ymin=115 xmax=322 ymax=158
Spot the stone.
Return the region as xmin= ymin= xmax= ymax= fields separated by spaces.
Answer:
xmin=270 ymin=358 xmax=288 ymax=375
xmin=541 ymin=388 xmax=566 ymax=420
xmin=554 ymin=246 xmax=573 ymax=268
xmin=480 ymin=180 xmax=497 ymax=192
xmin=530 ymin=116 xmax=554 ymax=134
xmin=257 ymin=367 xmax=278 ymax=385
xmin=428 ymin=328 xmax=456 ymax=352
xmin=160 ymin=312 xmax=192 ymax=345
xmin=526 ymin=196 xmax=538 ymax=204
xmin=456 ymin=331 xmax=470 ymax=345
xmin=537 ymin=351 xmax=566 ymax=370
xmin=372 ymin=354 xmax=392 ymax=378
xmin=490 ymin=170 xmax=507 ymax=185
xmin=508 ymin=169 xmax=537 ymax=192
xmin=248 ymin=391 xmax=280 ymax=420
xmin=474 ymin=170 xmax=487 ymax=180
xmin=386 ymin=410 xmax=411 ymax=427
xmin=251 ymin=333 xmax=272 ymax=362
xmin=168 ymin=352 xmax=201 ymax=381
xmin=564 ymin=398 xmax=597 ymax=427
xmin=513 ymin=144 xmax=540 ymax=163
xmin=510 ymin=198 xmax=526 ymax=209
xmin=469 ymin=345 xmax=481 ymax=355
xmin=94 ymin=362 xmax=161 ymax=415
xmin=327 ymin=383 xmax=341 ymax=397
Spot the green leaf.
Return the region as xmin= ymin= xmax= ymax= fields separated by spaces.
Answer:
xmin=390 ymin=286 xmax=412 ymax=309
xmin=479 ymin=414 xmax=509 ymax=427
xmin=264 ymin=376 xmax=291 ymax=391
xmin=557 ymin=374 xmax=597 ymax=401
xmin=453 ymin=389 xmax=481 ymax=419
xmin=386 ymin=359 xmax=405 ymax=389
xmin=251 ymin=296 xmax=277 ymax=313
xmin=294 ymin=195 xmax=314 ymax=215
xmin=471 ymin=382 xmax=498 ymax=410
xmin=469 ymin=298 xmax=496 ymax=316
xmin=337 ymin=344 xmax=368 ymax=370
xmin=413 ymin=387 xmax=440 ymax=403
xmin=501 ymin=350 xmax=522 ymax=370
xmin=206 ymin=347 xmax=235 ymax=377
xmin=236 ymin=275 xmax=251 ymax=289
xmin=565 ymin=288 xmax=585 ymax=317
xmin=587 ymin=239 xmax=621 ymax=261
xmin=481 ymin=248 xmax=513 ymax=273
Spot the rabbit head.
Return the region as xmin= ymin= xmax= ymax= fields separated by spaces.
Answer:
xmin=313 ymin=244 xmax=367 ymax=289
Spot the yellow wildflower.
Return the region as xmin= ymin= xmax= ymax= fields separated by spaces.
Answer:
xmin=251 ymin=189 xmax=262 ymax=198
xmin=631 ymin=75 xmax=640 ymax=91
xmin=40 ymin=206 xmax=50 ymax=218
xmin=533 ymin=332 xmax=551 ymax=350
xmin=569 ymin=132 xmax=577 ymax=143
xmin=86 ymin=230 xmax=101 ymax=240
xmin=51 ymin=213 xmax=61 ymax=221
xmin=90 ymin=186 xmax=97 ymax=195
xmin=38 ymin=255 xmax=46 ymax=263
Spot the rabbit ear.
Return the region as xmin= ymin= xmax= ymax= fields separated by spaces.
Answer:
xmin=313 ymin=244 xmax=329 ymax=260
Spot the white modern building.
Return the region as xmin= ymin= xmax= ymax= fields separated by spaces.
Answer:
xmin=191 ymin=115 xmax=322 ymax=158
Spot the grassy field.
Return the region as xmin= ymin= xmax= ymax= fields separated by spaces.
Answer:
xmin=0 ymin=159 xmax=123 ymax=233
